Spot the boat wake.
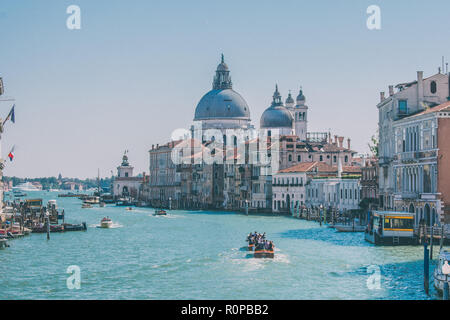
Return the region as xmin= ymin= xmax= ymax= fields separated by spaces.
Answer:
xmin=92 ymin=222 xmax=123 ymax=229
xmin=149 ymin=214 xmax=180 ymax=219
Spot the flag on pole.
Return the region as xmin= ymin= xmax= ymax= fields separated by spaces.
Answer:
xmin=4 ymin=104 xmax=15 ymax=124
xmin=8 ymin=145 xmax=15 ymax=161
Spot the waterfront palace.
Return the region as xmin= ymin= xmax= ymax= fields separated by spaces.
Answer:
xmin=377 ymin=70 xmax=450 ymax=225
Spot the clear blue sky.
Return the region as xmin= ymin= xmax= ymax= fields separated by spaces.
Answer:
xmin=1 ymin=0 xmax=450 ymax=178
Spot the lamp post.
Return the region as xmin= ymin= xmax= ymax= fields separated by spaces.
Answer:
xmin=169 ymin=197 xmax=172 ymax=210
xmin=245 ymin=200 xmax=249 ymax=216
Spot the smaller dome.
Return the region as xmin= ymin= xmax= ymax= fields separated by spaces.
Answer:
xmin=217 ymin=62 xmax=229 ymax=72
xmin=285 ymin=92 xmax=294 ymax=105
xmin=121 ymin=153 xmax=129 ymax=166
xmin=260 ymin=107 xmax=293 ymax=128
xmin=260 ymin=85 xmax=293 ymax=129
xmin=296 ymin=88 xmax=306 ymax=103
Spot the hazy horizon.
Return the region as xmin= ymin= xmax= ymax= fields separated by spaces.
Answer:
xmin=1 ymin=0 xmax=450 ymax=179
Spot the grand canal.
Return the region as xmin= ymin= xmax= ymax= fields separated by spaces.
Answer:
xmin=0 ymin=192 xmax=440 ymax=300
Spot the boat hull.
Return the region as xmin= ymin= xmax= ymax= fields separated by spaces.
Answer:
xmin=63 ymin=222 xmax=87 ymax=232
xmin=254 ymin=250 xmax=274 ymax=258
xmin=32 ymin=225 xmax=65 ymax=233
xmin=335 ymin=224 xmax=366 ymax=232
xmin=100 ymin=221 xmax=112 ymax=228
xmin=364 ymin=231 xmax=418 ymax=245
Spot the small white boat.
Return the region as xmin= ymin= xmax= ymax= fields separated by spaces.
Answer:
xmin=154 ymin=209 xmax=167 ymax=216
xmin=84 ymin=196 xmax=100 ymax=205
xmin=100 ymin=217 xmax=113 ymax=228
xmin=82 ymin=202 xmax=92 ymax=209
xmin=433 ymin=249 xmax=450 ymax=294
xmin=334 ymin=224 xmax=366 ymax=232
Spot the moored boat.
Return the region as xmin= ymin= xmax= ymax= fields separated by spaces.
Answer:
xmin=365 ymin=211 xmax=417 ymax=245
xmin=83 ymin=196 xmax=100 ymax=205
xmin=433 ymin=249 xmax=450 ymax=294
xmin=31 ymin=224 xmax=65 ymax=233
xmin=62 ymin=222 xmax=87 ymax=232
xmin=334 ymin=224 xmax=366 ymax=232
xmin=0 ymin=238 xmax=9 ymax=248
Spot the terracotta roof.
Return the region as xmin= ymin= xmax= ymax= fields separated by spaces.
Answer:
xmin=277 ymin=161 xmax=361 ymax=175
xmin=277 ymin=162 xmax=318 ymax=173
xmin=400 ymin=100 xmax=450 ymax=120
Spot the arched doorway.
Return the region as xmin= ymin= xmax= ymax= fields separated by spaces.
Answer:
xmin=424 ymin=204 xmax=431 ymax=226
xmin=122 ymin=186 xmax=129 ymax=197
xmin=409 ymin=203 xmax=415 ymax=213
xmin=286 ymin=194 xmax=291 ymax=212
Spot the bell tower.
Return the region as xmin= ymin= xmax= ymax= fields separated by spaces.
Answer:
xmin=117 ymin=151 xmax=134 ymax=178
xmin=294 ymin=87 xmax=308 ymax=141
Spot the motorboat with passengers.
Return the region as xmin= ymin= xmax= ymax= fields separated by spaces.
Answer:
xmin=245 ymin=232 xmax=275 ymax=258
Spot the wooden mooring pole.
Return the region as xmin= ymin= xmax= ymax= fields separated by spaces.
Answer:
xmin=46 ymin=214 xmax=50 ymax=241
xmin=443 ymin=275 xmax=449 ymax=300
xmin=424 ymin=241 xmax=429 ymax=295
xmin=430 ymin=226 xmax=434 ymax=260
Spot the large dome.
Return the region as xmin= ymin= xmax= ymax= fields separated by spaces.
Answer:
xmin=260 ymin=85 xmax=293 ymax=128
xmin=194 ymin=55 xmax=251 ymax=122
xmin=194 ymin=89 xmax=250 ymax=120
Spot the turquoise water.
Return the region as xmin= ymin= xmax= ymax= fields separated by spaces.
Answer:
xmin=0 ymin=191 xmax=441 ymax=300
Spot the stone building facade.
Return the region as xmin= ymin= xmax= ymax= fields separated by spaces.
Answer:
xmin=272 ymin=160 xmax=362 ymax=213
xmin=377 ymin=71 xmax=449 ymax=210
xmin=391 ymin=100 xmax=450 ymax=226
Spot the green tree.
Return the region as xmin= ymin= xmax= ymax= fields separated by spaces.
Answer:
xmin=368 ymin=130 xmax=379 ymax=157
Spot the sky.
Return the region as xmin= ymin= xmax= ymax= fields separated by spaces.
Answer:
xmin=1 ymin=0 xmax=450 ymax=179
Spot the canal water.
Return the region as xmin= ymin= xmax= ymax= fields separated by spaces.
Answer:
xmin=0 ymin=191 xmax=441 ymax=300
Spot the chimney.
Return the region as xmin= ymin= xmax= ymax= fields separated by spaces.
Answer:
xmin=380 ymin=92 xmax=385 ymax=102
xmin=338 ymin=136 xmax=344 ymax=148
xmin=337 ymin=152 xmax=343 ymax=178
xmin=388 ymin=85 xmax=394 ymax=96
xmin=417 ymin=71 xmax=424 ymax=108
xmin=334 ymin=135 xmax=338 ymax=145
xmin=347 ymin=138 xmax=351 ymax=150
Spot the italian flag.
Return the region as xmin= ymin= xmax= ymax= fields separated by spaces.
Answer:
xmin=8 ymin=146 xmax=15 ymax=161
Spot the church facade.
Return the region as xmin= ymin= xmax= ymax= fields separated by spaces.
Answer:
xmin=113 ymin=153 xmax=144 ymax=200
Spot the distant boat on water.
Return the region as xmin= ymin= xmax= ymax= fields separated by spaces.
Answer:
xmin=100 ymin=217 xmax=113 ymax=228
xmin=12 ymin=182 xmax=40 ymax=192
